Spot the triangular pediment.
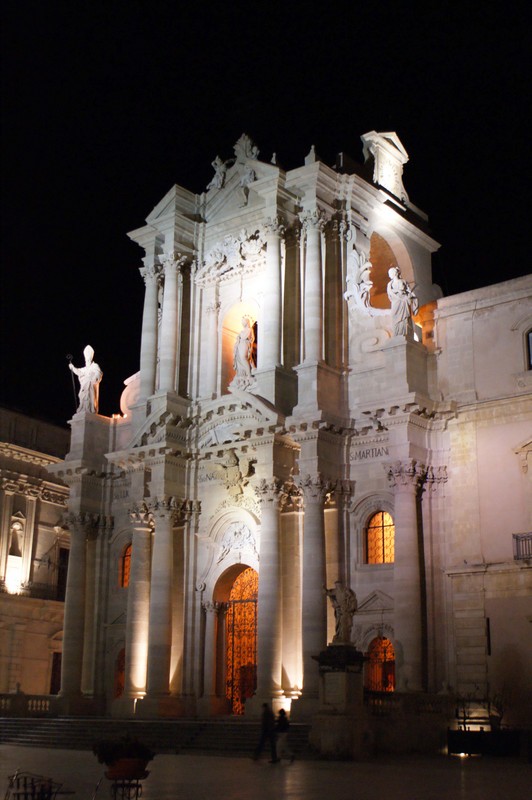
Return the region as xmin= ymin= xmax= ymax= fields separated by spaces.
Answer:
xmin=357 ymin=589 xmax=394 ymax=613
xmin=146 ymin=184 xmax=198 ymax=224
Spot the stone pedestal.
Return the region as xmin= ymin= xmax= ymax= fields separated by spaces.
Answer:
xmin=309 ymin=644 xmax=372 ymax=760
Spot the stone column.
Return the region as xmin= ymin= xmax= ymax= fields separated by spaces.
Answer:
xmin=202 ymin=601 xmax=220 ymax=697
xmin=205 ymin=296 xmax=221 ymax=398
xmin=0 ymin=490 xmax=14 ymax=587
xmin=60 ymin=513 xmax=93 ymax=699
xmin=159 ymin=254 xmax=185 ymax=392
xmin=298 ymin=475 xmax=330 ymax=701
xmin=145 ymin=498 xmax=179 ymax=696
xmin=139 ymin=261 xmax=160 ymax=399
xmin=20 ymin=495 xmax=37 ymax=590
xmin=258 ymin=218 xmax=284 ymax=370
xmin=386 ymin=460 xmax=427 ymax=691
xmin=124 ymin=507 xmax=152 ymax=700
xmin=81 ymin=524 xmax=98 ymax=695
xmin=301 ymin=211 xmax=325 ymax=363
xmin=254 ymin=479 xmax=283 ymax=702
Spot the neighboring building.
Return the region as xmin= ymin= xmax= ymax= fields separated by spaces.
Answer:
xmin=0 ymin=408 xmax=69 ymax=698
xmin=44 ymin=132 xmax=531 ymax=730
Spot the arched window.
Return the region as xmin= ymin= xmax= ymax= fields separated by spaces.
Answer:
xmin=365 ymin=511 xmax=394 ymax=564
xmin=119 ymin=543 xmax=132 ymax=588
xmin=365 ymin=636 xmax=395 ymax=692
xmin=527 ymin=328 xmax=532 ymax=370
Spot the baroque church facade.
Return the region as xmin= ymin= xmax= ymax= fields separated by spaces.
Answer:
xmin=14 ymin=131 xmax=530 ymax=729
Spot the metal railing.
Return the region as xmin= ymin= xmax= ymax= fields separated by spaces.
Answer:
xmin=512 ymin=532 xmax=532 ymax=560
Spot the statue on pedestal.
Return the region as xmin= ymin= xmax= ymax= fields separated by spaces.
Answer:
xmin=68 ymin=345 xmax=102 ymax=413
xmin=387 ymin=266 xmax=419 ymax=337
xmin=229 ymin=317 xmax=257 ymax=392
xmin=325 ymin=581 xmax=358 ymax=644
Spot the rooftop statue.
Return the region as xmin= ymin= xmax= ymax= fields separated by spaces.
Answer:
xmin=387 ymin=266 xmax=419 ymax=337
xmin=206 ymin=155 xmax=231 ymax=191
xmin=68 ymin=345 xmax=103 ymax=413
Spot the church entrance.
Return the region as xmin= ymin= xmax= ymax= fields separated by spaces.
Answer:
xmin=225 ymin=567 xmax=258 ymax=714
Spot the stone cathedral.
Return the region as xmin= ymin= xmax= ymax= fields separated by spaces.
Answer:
xmin=3 ymin=131 xmax=530 ymax=744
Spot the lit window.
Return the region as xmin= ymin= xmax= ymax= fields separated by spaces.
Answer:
xmin=366 ymin=511 xmax=394 ymax=564
xmin=365 ymin=636 xmax=395 ymax=691
xmin=119 ymin=543 xmax=132 ymax=587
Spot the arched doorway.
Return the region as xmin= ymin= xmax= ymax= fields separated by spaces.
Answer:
xmin=225 ymin=567 xmax=258 ymax=714
xmin=365 ymin=636 xmax=395 ymax=692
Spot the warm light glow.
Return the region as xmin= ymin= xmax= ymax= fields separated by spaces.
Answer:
xmin=5 ymin=555 xmax=23 ymax=594
xmin=226 ymin=567 xmax=258 ymax=715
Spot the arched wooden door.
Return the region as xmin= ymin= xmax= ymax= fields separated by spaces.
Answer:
xmin=225 ymin=567 xmax=258 ymax=714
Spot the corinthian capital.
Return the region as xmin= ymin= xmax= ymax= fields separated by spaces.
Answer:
xmin=147 ymin=496 xmax=192 ymax=526
xmin=262 ymin=216 xmax=286 ymax=238
xmin=255 ymin=477 xmax=282 ymax=504
xmin=279 ymin=475 xmax=303 ymax=512
xmin=64 ymin=511 xmax=100 ymax=536
xmin=384 ymin=460 xmax=427 ymax=491
xmin=202 ymin=600 xmax=220 ymax=614
xmin=299 ymin=209 xmax=327 ymax=233
xmin=129 ymin=502 xmax=154 ymax=530
xmin=297 ymin=473 xmax=336 ymax=504
xmin=161 ymin=252 xmax=188 ymax=273
xmin=139 ymin=263 xmax=161 ymax=285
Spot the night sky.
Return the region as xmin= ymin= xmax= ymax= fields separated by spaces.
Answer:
xmin=1 ymin=2 xmax=529 ymax=426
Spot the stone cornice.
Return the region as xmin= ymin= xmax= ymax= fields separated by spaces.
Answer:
xmin=0 ymin=475 xmax=68 ymax=506
xmin=0 ymin=442 xmax=63 ymax=467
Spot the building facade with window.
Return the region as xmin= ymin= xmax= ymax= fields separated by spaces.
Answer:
xmin=47 ymin=132 xmax=532 ymax=728
xmin=0 ymin=408 xmax=70 ymax=699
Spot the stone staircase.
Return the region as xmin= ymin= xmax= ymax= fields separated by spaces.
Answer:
xmin=0 ymin=717 xmax=312 ymax=759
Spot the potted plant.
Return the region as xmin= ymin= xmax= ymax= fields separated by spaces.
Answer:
xmin=92 ymin=734 xmax=155 ymax=780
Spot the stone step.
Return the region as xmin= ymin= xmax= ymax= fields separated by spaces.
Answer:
xmin=0 ymin=718 xmax=312 ymax=758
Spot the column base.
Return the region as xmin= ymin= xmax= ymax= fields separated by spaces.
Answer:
xmin=286 ymin=694 xmax=320 ymax=721
xmin=110 ymin=695 xmax=141 ymax=719
xmin=55 ymin=693 xmax=96 ymax=716
xmin=135 ymin=694 xmax=189 ymax=719
xmin=197 ymin=695 xmax=231 ymax=716
xmin=244 ymin=692 xmax=285 ymax=719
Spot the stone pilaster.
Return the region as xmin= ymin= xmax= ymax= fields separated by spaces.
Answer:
xmin=258 ymin=218 xmax=284 ymax=370
xmin=385 ymin=460 xmax=427 ymax=691
xmin=0 ymin=489 xmax=14 ymax=587
xmin=301 ymin=210 xmax=325 ymax=364
xmin=159 ymin=254 xmax=186 ymax=392
xmin=20 ymin=496 xmax=37 ymax=590
xmin=205 ymin=296 xmax=221 ymax=398
xmin=139 ymin=261 xmax=160 ymax=399
xmin=202 ymin=600 xmax=220 ymax=697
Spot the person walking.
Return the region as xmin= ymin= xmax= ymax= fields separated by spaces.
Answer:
xmin=253 ymin=703 xmax=278 ymax=762
xmin=276 ymin=708 xmax=294 ymax=763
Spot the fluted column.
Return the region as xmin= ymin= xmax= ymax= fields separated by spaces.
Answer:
xmin=386 ymin=460 xmax=427 ymax=691
xmin=159 ymin=254 xmax=185 ymax=392
xmin=301 ymin=211 xmax=325 ymax=363
xmin=258 ymin=218 xmax=284 ymax=369
xmin=81 ymin=524 xmax=99 ymax=694
xmin=145 ymin=498 xmax=179 ymax=696
xmin=255 ymin=479 xmax=283 ymax=698
xmin=139 ymin=261 xmax=160 ymax=399
xmin=202 ymin=601 xmax=220 ymax=697
xmin=124 ymin=506 xmax=153 ymax=698
xmin=205 ymin=296 xmax=220 ymax=398
xmin=60 ymin=513 xmax=94 ymax=697
xmin=298 ymin=475 xmax=330 ymax=698
xmin=20 ymin=496 xmax=37 ymax=590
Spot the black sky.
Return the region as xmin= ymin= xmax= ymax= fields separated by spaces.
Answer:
xmin=1 ymin=1 xmax=529 ymax=426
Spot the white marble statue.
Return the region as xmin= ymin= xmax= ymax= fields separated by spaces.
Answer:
xmin=344 ymin=248 xmax=374 ymax=310
xmin=206 ymin=155 xmax=230 ymax=191
xmin=325 ymin=582 xmax=358 ymax=644
xmin=229 ymin=316 xmax=257 ymax=391
xmin=69 ymin=345 xmax=102 ymax=413
xmin=387 ymin=266 xmax=419 ymax=337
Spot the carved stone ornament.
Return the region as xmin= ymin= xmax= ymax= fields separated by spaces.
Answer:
xmin=299 ymin=209 xmax=326 ymax=234
xmin=161 ymin=252 xmax=188 ymax=274
xmin=146 ymin=496 xmax=193 ymax=526
xmin=384 ymin=460 xmax=427 ymax=491
xmin=194 ymin=229 xmax=266 ymax=287
xmin=279 ymin=474 xmax=303 ymax=512
xmin=129 ymin=502 xmax=155 ymax=530
xmin=297 ymin=473 xmax=336 ymax=504
xmin=217 ymin=521 xmax=258 ymax=563
xmin=208 ymin=449 xmax=255 ymax=496
xmin=255 ymin=477 xmax=282 ymax=504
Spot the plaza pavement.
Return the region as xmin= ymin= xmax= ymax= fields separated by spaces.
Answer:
xmin=0 ymin=744 xmax=530 ymax=800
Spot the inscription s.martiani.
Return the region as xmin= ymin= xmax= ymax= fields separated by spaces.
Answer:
xmin=351 ymin=446 xmax=389 ymax=462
